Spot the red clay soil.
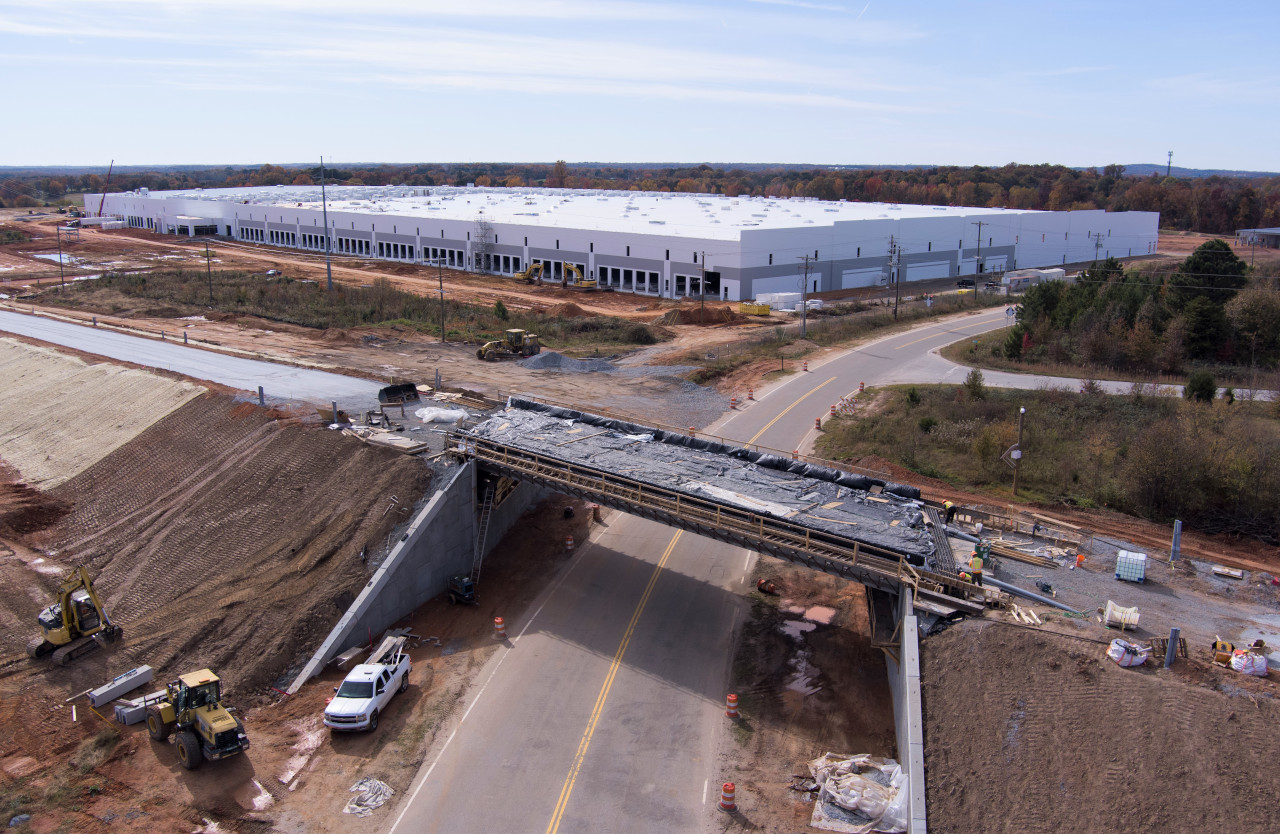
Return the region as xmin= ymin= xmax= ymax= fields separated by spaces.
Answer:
xmin=922 ymin=618 xmax=1280 ymax=834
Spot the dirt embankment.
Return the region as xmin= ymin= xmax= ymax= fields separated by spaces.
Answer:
xmin=922 ymin=618 xmax=1280 ymax=833
xmin=0 ymin=387 xmax=431 ymax=831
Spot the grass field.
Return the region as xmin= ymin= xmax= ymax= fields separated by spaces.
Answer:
xmin=815 ymin=379 xmax=1280 ymax=543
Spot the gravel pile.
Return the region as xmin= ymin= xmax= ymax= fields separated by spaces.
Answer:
xmin=520 ymin=351 xmax=617 ymax=372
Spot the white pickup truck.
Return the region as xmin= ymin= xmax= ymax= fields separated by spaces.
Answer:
xmin=324 ymin=635 xmax=411 ymax=732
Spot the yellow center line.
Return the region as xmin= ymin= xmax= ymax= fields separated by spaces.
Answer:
xmin=894 ymin=309 xmax=1006 ymax=350
xmin=546 ymin=530 xmax=683 ymax=834
xmin=746 ymin=376 xmax=837 ymax=445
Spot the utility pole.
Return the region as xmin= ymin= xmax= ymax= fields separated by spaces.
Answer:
xmin=699 ymin=251 xmax=706 ymax=325
xmin=436 ymin=257 xmax=446 ymax=343
xmin=320 ymin=156 xmax=334 ymax=291
xmin=205 ymin=241 xmax=214 ymax=302
xmin=1166 ymin=151 xmax=1173 ymax=178
xmin=888 ymin=236 xmax=902 ymax=320
xmin=1089 ymin=231 xmax=1105 ymax=270
xmin=971 ymin=220 xmax=987 ymax=276
xmin=797 ymin=254 xmax=813 ymax=339
xmin=55 ymin=224 xmax=65 ymax=288
xmin=1012 ymin=406 xmax=1025 ymax=496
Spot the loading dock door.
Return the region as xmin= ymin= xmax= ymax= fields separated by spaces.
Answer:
xmin=841 ymin=268 xmax=884 ymax=289
xmin=905 ymin=260 xmax=950 ymax=282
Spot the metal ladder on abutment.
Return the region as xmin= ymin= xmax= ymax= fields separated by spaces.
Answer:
xmin=470 ymin=483 xmax=495 ymax=584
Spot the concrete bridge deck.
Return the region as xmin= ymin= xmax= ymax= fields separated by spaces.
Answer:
xmin=458 ymin=397 xmax=984 ymax=616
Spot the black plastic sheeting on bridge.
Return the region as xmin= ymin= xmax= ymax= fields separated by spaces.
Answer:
xmin=506 ymin=396 xmax=921 ymax=500
xmin=468 ymin=398 xmax=935 ymax=563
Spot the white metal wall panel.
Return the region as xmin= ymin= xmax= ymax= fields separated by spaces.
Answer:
xmin=904 ymin=260 xmax=949 ymax=281
xmin=841 ymin=267 xmax=885 ymax=289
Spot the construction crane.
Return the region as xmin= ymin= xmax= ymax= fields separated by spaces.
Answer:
xmin=96 ymin=159 xmax=114 ymax=218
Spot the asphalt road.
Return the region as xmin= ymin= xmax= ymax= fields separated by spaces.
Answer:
xmin=388 ymin=520 xmax=746 ymax=834
xmin=0 ymin=309 xmax=382 ymax=409
xmin=707 ymin=305 xmax=1016 ymax=454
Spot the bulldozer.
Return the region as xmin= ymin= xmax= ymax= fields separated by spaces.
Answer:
xmin=513 ymin=262 xmax=544 ymax=285
xmin=28 ymin=567 xmax=122 ymax=665
xmin=146 ymin=669 xmax=250 ymax=770
xmin=476 ymin=328 xmax=541 ymax=361
xmin=564 ymin=262 xmax=598 ymax=291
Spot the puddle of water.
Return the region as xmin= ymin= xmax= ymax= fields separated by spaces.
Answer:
xmin=28 ymin=253 xmax=80 ymax=265
xmin=780 ymin=619 xmax=816 ymax=640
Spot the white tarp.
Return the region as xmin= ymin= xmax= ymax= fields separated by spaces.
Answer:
xmin=415 ymin=407 xmax=469 ymax=423
xmin=343 ymin=777 xmax=393 ymax=816
xmin=808 ymin=753 xmax=908 ymax=834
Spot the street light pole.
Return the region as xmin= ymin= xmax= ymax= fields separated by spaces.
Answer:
xmin=1012 ymin=406 xmax=1025 ymax=496
xmin=205 ymin=241 xmax=213 ymax=302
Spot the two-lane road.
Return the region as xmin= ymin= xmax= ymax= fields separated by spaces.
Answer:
xmin=712 ymin=305 xmax=1012 ymax=453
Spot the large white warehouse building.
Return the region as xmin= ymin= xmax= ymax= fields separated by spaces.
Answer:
xmin=87 ymin=186 xmax=1159 ymax=302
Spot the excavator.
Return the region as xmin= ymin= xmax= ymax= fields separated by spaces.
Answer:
xmin=28 ymin=567 xmax=122 ymax=665
xmin=563 ymin=262 xmax=598 ymax=291
xmin=513 ymin=262 xmax=544 ymax=285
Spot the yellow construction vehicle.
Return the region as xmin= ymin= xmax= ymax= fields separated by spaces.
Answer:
xmin=146 ymin=669 xmax=250 ymax=770
xmin=564 ymin=262 xmax=597 ymax=290
xmin=514 ymin=262 xmax=544 ymax=284
xmin=476 ymin=328 xmax=541 ymax=361
xmin=28 ymin=567 xmax=122 ymax=665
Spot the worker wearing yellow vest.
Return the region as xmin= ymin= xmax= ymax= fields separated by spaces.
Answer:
xmin=968 ymin=549 xmax=984 ymax=586
xmin=943 ymin=500 xmax=956 ymax=524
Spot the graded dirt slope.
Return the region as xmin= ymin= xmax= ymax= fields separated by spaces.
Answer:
xmin=922 ymin=618 xmax=1280 ymax=834
xmin=0 ymin=337 xmax=205 ymax=489
xmin=11 ymin=394 xmax=430 ymax=694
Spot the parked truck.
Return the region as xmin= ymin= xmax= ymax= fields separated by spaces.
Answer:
xmin=324 ymin=635 xmax=411 ymax=732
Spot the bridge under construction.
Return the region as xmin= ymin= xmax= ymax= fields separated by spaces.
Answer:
xmin=456 ymin=397 xmax=985 ymax=617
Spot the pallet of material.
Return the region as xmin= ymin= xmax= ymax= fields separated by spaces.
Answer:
xmin=989 ymin=542 xmax=1059 ymax=568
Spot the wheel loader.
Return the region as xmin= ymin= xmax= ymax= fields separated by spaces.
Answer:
xmin=476 ymin=328 xmax=541 ymax=361
xmin=28 ymin=566 xmax=122 ymax=665
xmin=146 ymin=669 xmax=249 ymax=770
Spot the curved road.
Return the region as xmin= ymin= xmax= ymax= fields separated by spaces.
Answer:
xmin=0 ymin=299 xmax=1126 ymax=831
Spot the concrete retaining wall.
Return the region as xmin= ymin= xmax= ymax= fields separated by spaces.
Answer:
xmin=288 ymin=460 xmax=544 ymax=692
xmin=885 ymin=588 xmax=928 ymax=833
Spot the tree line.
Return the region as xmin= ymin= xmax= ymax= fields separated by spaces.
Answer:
xmin=1006 ymin=239 xmax=1280 ymax=379
xmin=3 ymin=162 xmax=1278 ymax=234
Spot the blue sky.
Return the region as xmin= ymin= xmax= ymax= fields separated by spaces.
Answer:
xmin=2 ymin=0 xmax=1277 ymax=170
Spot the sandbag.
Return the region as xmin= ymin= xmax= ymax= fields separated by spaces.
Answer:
xmin=1106 ymin=639 xmax=1149 ymax=667
xmin=1230 ymin=650 xmax=1269 ymax=677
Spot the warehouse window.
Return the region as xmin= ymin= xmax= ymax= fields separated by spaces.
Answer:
xmin=857 ymin=247 xmax=860 ymax=257
xmin=769 ymin=254 xmax=773 ymax=265
xmin=589 ymin=242 xmax=594 ymax=253
xmin=626 ymin=246 xmax=630 ymax=256
xmin=928 ymin=242 xmax=932 ymax=251
xmin=665 ymin=249 xmax=670 ymax=260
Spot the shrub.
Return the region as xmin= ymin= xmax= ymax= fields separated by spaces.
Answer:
xmin=1184 ymin=370 xmax=1216 ymax=402
xmin=906 ymin=387 xmax=921 ymax=407
xmin=962 ymin=368 xmax=987 ymax=400
xmin=918 ymin=416 xmax=937 ymax=433
xmin=494 ymin=299 xmax=509 ymax=321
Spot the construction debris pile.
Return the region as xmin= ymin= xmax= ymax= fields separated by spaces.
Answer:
xmin=465 ymin=398 xmax=935 ymax=562
xmin=807 ymin=753 xmax=908 ymax=834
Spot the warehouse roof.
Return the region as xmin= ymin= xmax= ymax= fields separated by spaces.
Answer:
xmin=121 ymin=185 xmax=1039 ymax=241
